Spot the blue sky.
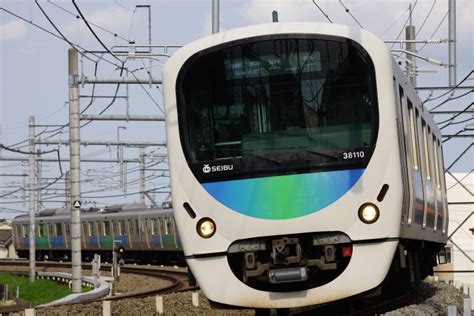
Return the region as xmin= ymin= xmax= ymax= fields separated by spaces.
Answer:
xmin=0 ymin=0 xmax=472 ymax=218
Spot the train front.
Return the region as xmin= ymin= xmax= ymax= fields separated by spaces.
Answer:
xmin=163 ymin=23 xmax=402 ymax=308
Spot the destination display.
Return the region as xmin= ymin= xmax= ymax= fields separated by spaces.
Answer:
xmin=224 ymin=51 xmax=322 ymax=80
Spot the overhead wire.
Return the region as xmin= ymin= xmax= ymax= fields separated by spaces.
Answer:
xmin=0 ymin=207 xmax=28 ymax=214
xmin=128 ymin=5 xmax=137 ymax=39
xmin=311 ymin=0 xmax=333 ymax=23
xmin=34 ymin=0 xmax=96 ymax=64
xmin=390 ymin=0 xmax=418 ymax=49
xmin=379 ymin=7 xmax=409 ymax=37
xmin=418 ymin=10 xmax=448 ymax=52
xmin=425 ymin=71 xmax=474 ymax=103
xmin=81 ymin=186 xmax=169 ymax=199
xmin=47 ymin=0 xmax=130 ymax=42
xmin=338 ymin=0 xmax=364 ymax=29
xmin=429 ymin=90 xmax=474 ymax=112
xmin=72 ymin=0 xmax=123 ymax=63
xmin=33 ymin=1 xmax=120 ymax=67
xmin=130 ymin=72 xmax=164 ymax=114
xmin=416 ymin=0 xmax=437 ymax=36
xmin=0 ymin=144 xmax=59 ymax=155
xmin=435 ymin=102 xmax=474 ymax=125
xmin=4 ymin=3 xmax=183 ymax=209
xmin=440 ymin=116 xmax=474 ymax=130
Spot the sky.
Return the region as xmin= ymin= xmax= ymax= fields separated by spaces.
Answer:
xmin=0 ymin=0 xmax=473 ymax=219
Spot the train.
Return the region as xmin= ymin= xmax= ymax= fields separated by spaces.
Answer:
xmin=11 ymin=203 xmax=184 ymax=264
xmin=163 ymin=21 xmax=449 ymax=309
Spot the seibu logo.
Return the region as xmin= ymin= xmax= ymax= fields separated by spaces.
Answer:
xmin=202 ymin=164 xmax=234 ymax=174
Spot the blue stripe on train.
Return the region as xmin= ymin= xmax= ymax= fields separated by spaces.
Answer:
xmin=49 ymin=237 xmax=64 ymax=247
xmin=151 ymin=235 xmax=182 ymax=249
xmin=88 ymin=236 xmax=129 ymax=248
xmin=113 ymin=236 xmax=128 ymax=248
xmin=151 ymin=235 xmax=162 ymax=247
xmin=22 ymin=237 xmax=64 ymax=248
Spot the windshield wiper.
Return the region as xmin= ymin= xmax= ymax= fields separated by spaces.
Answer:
xmin=305 ymin=149 xmax=338 ymax=160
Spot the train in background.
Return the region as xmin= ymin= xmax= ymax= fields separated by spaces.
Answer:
xmin=163 ymin=21 xmax=449 ymax=309
xmin=11 ymin=203 xmax=184 ymax=264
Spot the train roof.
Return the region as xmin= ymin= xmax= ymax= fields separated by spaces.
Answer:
xmin=12 ymin=203 xmax=174 ymax=224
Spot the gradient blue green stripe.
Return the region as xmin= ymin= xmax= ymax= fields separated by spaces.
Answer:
xmin=202 ymin=169 xmax=364 ymax=219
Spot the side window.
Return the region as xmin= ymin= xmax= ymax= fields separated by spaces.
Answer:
xmin=38 ymin=224 xmax=45 ymax=237
xmin=119 ymin=220 xmax=125 ymax=236
xmin=97 ymin=221 xmax=103 ymax=236
xmin=48 ymin=224 xmax=54 ymax=237
xmin=433 ymin=136 xmax=441 ymax=189
xmin=88 ymin=222 xmax=96 ymax=236
xmin=127 ymin=220 xmax=132 ymax=235
xmin=104 ymin=221 xmax=110 ymax=236
xmin=421 ymin=121 xmax=431 ymax=180
xmin=150 ymin=219 xmax=155 ymax=235
xmin=83 ymin=223 xmax=88 ymax=237
xmin=22 ymin=224 xmax=29 ymax=238
xmin=415 ymin=109 xmax=425 ymax=181
xmin=65 ymin=223 xmax=70 ymax=236
xmin=134 ymin=220 xmax=140 ymax=235
xmin=165 ymin=218 xmax=172 ymax=235
xmin=407 ymin=101 xmax=419 ymax=169
xmin=154 ymin=218 xmax=161 ymax=235
xmin=426 ymin=127 xmax=435 ymax=182
xmin=56 ymin=223 xmax=63 ymax=236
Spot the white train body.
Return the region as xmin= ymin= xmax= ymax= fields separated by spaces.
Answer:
xmin=163 ymin=22 xmax=448 ymax=308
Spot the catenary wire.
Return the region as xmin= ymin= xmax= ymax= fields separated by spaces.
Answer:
xmin=72 ymin=0 xmax=123 ymax=63
xmin=416 ymin=0 xmax=437 ymax=36
xmin=47 ymin=0 xmax=130 ymax=42
xmin=34 ymin=1 xmax=121 ymax=67
xmin=338 ymin=0 xmax=364 ymax=29
xmin=425 ymin=71 xmax=474 ymax=104
xmin=418 ymin=10 xmax=448 ymax=52
xmin=390 ymin=0 xmax=418 ymax=49
xmin=311 ymin=0 xmax=333 ymax=23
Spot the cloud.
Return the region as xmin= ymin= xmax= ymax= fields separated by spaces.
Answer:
xmin=0 ymin=20 xmax=27 ymax=43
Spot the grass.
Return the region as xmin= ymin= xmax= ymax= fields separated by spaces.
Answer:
xmin=0 ymin=273 xmax=90 ymax=307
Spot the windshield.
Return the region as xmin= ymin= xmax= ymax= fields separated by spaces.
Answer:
xmin=177 ymin=35 xmax=378 ymax=182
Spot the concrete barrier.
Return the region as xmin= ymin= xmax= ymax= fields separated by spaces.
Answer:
xmin=37 ymin=272 xmax=109 ymax=306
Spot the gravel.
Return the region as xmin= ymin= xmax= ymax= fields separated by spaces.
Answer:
xmin=33 ymin=291 xmax=254 ymax=316
xmin=2 ymin=265 xmax=470 ymax=315
xmin=382 ymin=280 xmax=471 ymax=316
xmin=32 ymin=279 xmax=470 ymax=316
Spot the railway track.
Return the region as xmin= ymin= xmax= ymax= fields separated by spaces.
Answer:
xmin=288 ymin=289 xmax=416 ymax=316
xmin=0 ymin=259 xmax=198 ymax=312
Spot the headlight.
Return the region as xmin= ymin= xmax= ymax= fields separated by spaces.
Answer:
xmin=197 ymin=217 xmax=216 ymax=238
xmin=358 ymin=203 xmax=380 ymax=224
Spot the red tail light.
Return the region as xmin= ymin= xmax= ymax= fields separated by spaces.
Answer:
xmin=342 ymin=246 xmax=352 ymax=257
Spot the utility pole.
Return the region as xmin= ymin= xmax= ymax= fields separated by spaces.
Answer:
xmin=68 ymin=48 xmax=82 ymax=293
xmin=28 ymin=116 xmax=36 ymax=283
xmin=405 ymin=3 xmax=416 ymax=86
xmin=139 ymin=147 xmax=145 ymax=204
xmin=212 ymin=0 xmax=219 ymax=34
xmin=448 ymin=0 xmax=457 ymax=86
xmin=65 ymin=171 xmax=70 ymax=208
xmin=36 ymin=150 xmax=42 ymax=212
